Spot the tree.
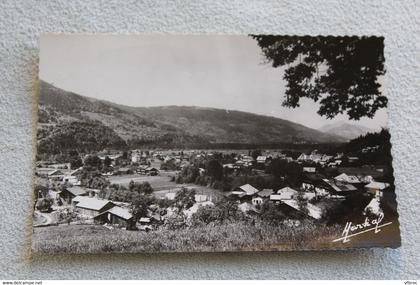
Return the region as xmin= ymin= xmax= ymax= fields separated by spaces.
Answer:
xmin=131 ymin=195 xmax=150 ymax=219
xmin=251 ymin=149 xmax=262 ymax=160
xmin=206 ymin=160 xmax=223 ymax=181
xmin=296 ymin=191 xmax=309 ymax=216
xmin=251 ymin=35 xmax=386 ymax=120
xmin=34 ymin=184 xmax=49 ymax=199
xmin=260 ymin=203 xmax=285 ymax=225
xmin=174 ymin=187 xmax=196 ymax=210
xmin=35 ymin=198 xmax=53 ymax=213
xmin=103 ymin=156 xmax=112 ymax=168
xmin=84 ymin=155 xmax=102 ymax=169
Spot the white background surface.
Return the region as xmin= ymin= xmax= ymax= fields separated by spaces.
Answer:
xmin=0 ymin=0 xmax=419 ymax=279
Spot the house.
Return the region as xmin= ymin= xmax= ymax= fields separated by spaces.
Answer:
xmin=303 ymin=167 xmax=316 ymax=173
xmin=94 ymin=206 xmax=135 ymax=229
xmin=231 ymin=184 xmax=259 ymax=200
xmin=74 ymin=197 xmax=115 ymax=217
xmin=194 ymin=194 xmax=209 ymax=203
xmin=270 ymin=187 xmax=298 ymax=202
xmin=301 ymin=174 xmax=329 ymax=195
xmin=63 ymin=175 xmax=81 ymax=186
xmin=114 ymin=167 xmax=132 ymax=175
xmin=347 ymin=156 xmax=359 ymax=163
xmin=257 ymin=189 xmax=274 ymax=198
xmin=322 ymin=179 xmax=358 ymax=195
xmin=365 ymin=181 xmax=390 ymax=197
xmin=145 ymin=167 xmax=159 ymax=176
xmin=69 ymin=167 xmax=83 ymax=177
xmin=334 ymin=173 xmax=360 ymax=184
xmin=48 ymin=169 xmax=65 ymax=180
xmin=256 ymin=156 xmax=267 ymax=164
xmin=280 ymin=200 xmax=322 ymax=220
xmin=59 ymin=186 xmax=88 ymax=204
xmin=251 ymin=197 xmax=263 ymax=206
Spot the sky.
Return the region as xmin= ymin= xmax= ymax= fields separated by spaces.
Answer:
xmin=39 ymin=34 xmax=387 ymax=130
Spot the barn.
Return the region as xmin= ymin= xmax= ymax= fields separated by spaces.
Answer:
xmin=59 ymin=186 xmax=88 ymax=204
xmin=94 ymin=206 xmax=135 ymax=229
xmin=74 ymin=197 xmax=115 ymax=218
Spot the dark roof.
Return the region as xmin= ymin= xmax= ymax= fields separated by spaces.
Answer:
xmin=257 ymin=189 xmax=274 ymax=197
xmin=62 ymin=186 xmax=87 ymax=196
xmin=303 ymin=173 xmax=326 ymax=184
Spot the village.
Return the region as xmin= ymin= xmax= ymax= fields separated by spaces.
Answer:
xmin=33 ymin=144 xmax=392 ymax=233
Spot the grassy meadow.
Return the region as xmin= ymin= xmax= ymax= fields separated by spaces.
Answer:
xmin=32 ymin=221 xmax=345 ymax=254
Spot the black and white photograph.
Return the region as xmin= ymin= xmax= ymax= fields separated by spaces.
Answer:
xmin=32 ymin=34 xmax=400 ymax=253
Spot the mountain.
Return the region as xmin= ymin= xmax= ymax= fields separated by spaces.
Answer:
xmin=319 ymin=122 xmax=375 ymax=141
xmin=37 ymin=81 xmax=344 ymax=154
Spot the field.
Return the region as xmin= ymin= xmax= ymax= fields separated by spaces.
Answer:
xmin=108 ymin=173 xmax=224 ymax=200
xmin=32 ymin=222 xmax=347 ymax=254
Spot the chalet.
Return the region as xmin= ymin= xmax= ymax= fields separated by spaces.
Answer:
xmin=302 ymin=174 xmax=330 ymax=196
xmin=347 ymin=156 xmax=359 ymax=163
xmin=270 ymin=187 xmax=298 ymax=202
xmin=48 ymin=169 xmax=65 ymax=180
xmin=35 ymin=168 xmax=55 ymax=178
xmin=138 ymin=217 xmax=153 ymax=231
xmin=280 ymin=200 xmax=322 ymax=220
xmin=365 ymin=181 xmax=390 ymax=197
xmin=194 ymin=194 xmax=209 ymax=203
xmin=251 ymin=197 xmax=263 ymax=206
xmin=322 ymin=179 xmax=358 ymax=195
xmin=231 ymin=184 xmax=259 ymax=200
xmin=257 ymin=189 xmax=274 ymax=199
xmin=334 ymin=173 xmax=360 ymax=184
xmin=63 ymin=175 xmax=80 ymax=186
xmin=94 ymin=206 xmax=135 ymax=229
xmin=49 ymin=163 xmax=71 ymax=170
xmin=114 ymin=167 xmax=132 ymax=175
xmin=59 ymin=186 xmax=88 ymax=204
xmin=145 ymin=167 xmax=159 ymax=176
xmin=256 ymin=156 xmax=267 ymax=164
xmin=69 ymin=167 xmax=83 ymax=177
xmin=74 ymin=197 xmax=115 ymax=217
xmin=303 ymin=167 xmax=316 ymax=173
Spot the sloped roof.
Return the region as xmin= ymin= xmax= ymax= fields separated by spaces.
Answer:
xmin=75 ymin=197 xmax=114 ymax=211
xmin=257 ymin=189 xmax=274 ymax=197
xmin=64 ymin=186 xmax=87 ymax=196
xmin=276 ymin=187 xmax=298 ymax=199
xmin=107 ymin=206 xmax=133 ymax=220
xmin=72 ymin=195 xmax=90 ymax=203
xmin=139 ymin=217 xmax=151 ymax=223
xmin=335 ymin=173 xmax=360 ymax=183
xmin=48 ymin=169 xmax=64 ymax=176
xmin=282 ymin=200 xmax=322 ymax=220
xmin=256 ymin=156 xmax=267 ymax=161
xmin=365 ymin=181 xmax=390 ymax=190
xmin=70 ymin=167 xmax=83 ymax=176
xmin=237 ymin=184 xmax=259 ymax=196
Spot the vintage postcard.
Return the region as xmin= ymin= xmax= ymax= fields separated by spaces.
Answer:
xmin=32 ymin=34 xmax=400 ymax=253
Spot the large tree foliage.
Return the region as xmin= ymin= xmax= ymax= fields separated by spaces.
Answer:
xmin=251 ymin=35 xmax=386 ymax=120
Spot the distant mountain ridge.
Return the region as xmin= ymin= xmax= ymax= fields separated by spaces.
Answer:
xmin=319 ymin=122 xmax=375 ymax=141
xmin=37 ymin=81 xmax=345 ymax=154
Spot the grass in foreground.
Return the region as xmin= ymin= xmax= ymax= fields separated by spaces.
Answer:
xmin=32 ymin=221 xmax=344 ymax=254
